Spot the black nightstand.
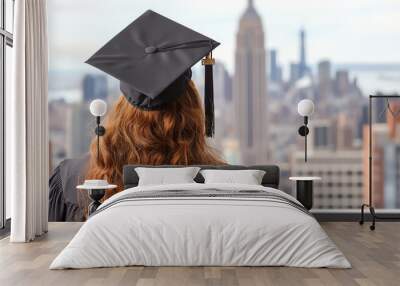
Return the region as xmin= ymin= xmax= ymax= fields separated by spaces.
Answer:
xmin=77 ymin=180 xmax=117 ymax=216
xmin=289 ymin=177 xmax=321 ymax=210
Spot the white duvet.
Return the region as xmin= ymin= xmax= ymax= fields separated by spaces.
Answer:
xmin=50 ymin=183 xmax=351 ymax=269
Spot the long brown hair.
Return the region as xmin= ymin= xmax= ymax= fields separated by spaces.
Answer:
xmin=84 ymin=80 xmax=224 ymax=198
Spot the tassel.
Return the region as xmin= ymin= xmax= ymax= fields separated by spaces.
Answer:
xmin=202 ymin=53 xmax=215 ymax=137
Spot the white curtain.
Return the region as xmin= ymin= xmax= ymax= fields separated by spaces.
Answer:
xmin=7 ymin=0 xmax=49 ymax=242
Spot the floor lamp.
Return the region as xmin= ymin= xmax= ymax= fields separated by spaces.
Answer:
xmin=297 ymin=99 xmax=315 ymax=162
xmin=359 ymin=94 xmax=400 ymax=230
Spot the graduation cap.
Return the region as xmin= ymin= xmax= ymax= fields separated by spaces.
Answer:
xmin=85 ymin=10 xmax=220 ymax=137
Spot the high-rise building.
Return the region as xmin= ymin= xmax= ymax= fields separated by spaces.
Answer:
xmin=317 ymin=60 xmax=332 ymax=104
xmin=269 ymin=49 xmax=282 ymax=83
xmin=373 ymin=94 xmax=388 ymax=123
xmin=64 ymin=74 xmax=108 ymax=160
xmin=82 ymin=74 xmax=108 ymax=103
xmin=289 ymin=63 xmax=300 ymax=83
xmin=357 ymin=104 xmax=369 ymax=140
xmin=298 ymin=29 xmax=308 ymax=78
xmin=214 ymin=62 xmax=233 ymax=104
xmin=387 ymin=101 xmax=400 ymax=139
xmin=334 ymin=70 xmax=350 ymax=97
xmin=336 ymin=113 xmax=356 ymax=150
xmin=362 ymin=124 xmax=387 ymax=208
xmin=384 ymin=143 xmax=400 ymax=208
xmin=313 ymin=125 xmax=331 ymax=149
xmin=233 ymin=0 xmax=268 ymax=164
xmin=213 ymin=62 xmax=234 ymax=148
xmin=362 ymin=102 xmax=400 ymax=209
xmin=291 ymin=149 xmax=363 ymax=209
xmin=66 ymin=102 xmax=95 ymax=158
xmin=310 ymin=119 xmax=336 ymax=152
xmin=310 ymin=115 xmax=356 ymax=153
xmin=49 ymin=99 xmax=69 ymax=168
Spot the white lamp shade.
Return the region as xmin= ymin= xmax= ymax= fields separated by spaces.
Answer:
xmin=297 ymin=99 xmax=314 ymax=117
xmin=89 ymin=99 xmax=107 ymax=117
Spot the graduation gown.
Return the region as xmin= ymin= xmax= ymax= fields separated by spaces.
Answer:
xmin=48 ymin=155 xmax=89 ymax=222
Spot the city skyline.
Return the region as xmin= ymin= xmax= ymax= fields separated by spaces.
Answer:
xmin=47 ymin=0 xmax=400 ymax=210
xmin=48 ymin=0 xmax=400 ymax=75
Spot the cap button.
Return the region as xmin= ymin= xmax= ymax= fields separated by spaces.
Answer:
xmin=145 ymin=46 xmax=157 ymax=54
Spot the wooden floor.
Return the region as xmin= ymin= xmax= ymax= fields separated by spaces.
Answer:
xmin=0 ymin=222 xmax=399 ymax=286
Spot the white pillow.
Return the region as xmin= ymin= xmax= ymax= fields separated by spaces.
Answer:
xmin=135 ymin=167 xmax=201 ymax=186
xmin=200 ymin=169 xmax=266 ymax=185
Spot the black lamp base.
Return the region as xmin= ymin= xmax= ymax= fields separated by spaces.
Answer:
xmin=88 ymin=189 xmax=106 ymax=216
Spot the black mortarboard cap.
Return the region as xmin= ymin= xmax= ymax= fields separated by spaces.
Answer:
xmin=85 ymin=10 xmax=220 ymax=137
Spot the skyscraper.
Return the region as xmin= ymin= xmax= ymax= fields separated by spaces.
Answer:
xmin=66 ymin=102 xmax=94 ymax=158
xmin=310 ymin=119 xmax=336 ymax=152
xmin=336 ymin=113 xmax=355 ymax=150
xmin=374 ymin=94 xmax=388 ymax=124
xmin=269 ymin=49 xmax=282 ymax=83
xmin=362 ymin=124 xmax=387 ymax=208
xmin=317 ymin=60 xmax=332 ymax=104
xmin=387 ymin=101 xmax=400 ymax=140
xmin=214 ymin=62 xmax=233 ymax=103
xmin=384 ymin=143 xmax=400 ymax=208
xmin=65 ymin=74 xmax=108 ymax=159
xmin=298 ymin=29 xmax=307 ymax=78
xmin=49 ymin=99 xmax=69 ymax=168
xmin=213 ymin=62 xmax=234 ymax=148
xmin=289 ymin=62 xmax=300 ymax=83
xmin=291 ymin=149 xmax=363 ymax=209
xmin=82 ymin=74 xmax=108 ymax=102
xmin=335 ymin=70 xmax=350 ymax=97
xmin=234 ymin=0 xmax=268 ymax=164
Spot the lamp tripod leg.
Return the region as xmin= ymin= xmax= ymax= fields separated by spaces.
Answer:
xmin=370 ymin=206 xmax=376 ymax=231
xmin=359 ymin=203 xmax=367 ymax=225
xmin=359 ymin=204 xmax=376 ymax=230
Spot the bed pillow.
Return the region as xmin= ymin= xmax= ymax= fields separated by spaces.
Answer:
xmin=135 ymin=167 xmax=201 ymax=186
xmin=200 ymin=169 xmax=266 ymax=185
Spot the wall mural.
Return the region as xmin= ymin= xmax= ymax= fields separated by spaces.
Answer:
xmin=48 ymin=0 xmax=400 ymax=210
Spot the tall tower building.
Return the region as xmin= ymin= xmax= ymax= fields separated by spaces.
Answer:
xmin=374 ymin=93 xmax=388 ymax=124
xmin=213 ymin=62 xmax=234 ymax=148
xmin=298 ymin=29 xmax=307 ymax=78
xmin=269 ymin=49 xmax=282 ymax=83
xmin=234 ymin=0 xmax=268 ymax=164
xmin=335 ymin=70 xmax=350 ymax=97
xmin=317 ymin=60 xmax=332 ymax=106
xmin=82 ymin=74 xmax=108 ymax=103
xmin=66 ymin=102 xmax=95 ymax=158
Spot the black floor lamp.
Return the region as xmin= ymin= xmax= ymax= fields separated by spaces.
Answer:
xmin=297 ymin=99 xmax=315 ymax=162
xmin=89 ymin=99 xmax=107 ymax=162
xmin=359 ymin=94 xmax=400 ymax=230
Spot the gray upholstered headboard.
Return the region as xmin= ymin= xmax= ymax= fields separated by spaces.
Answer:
xmin=123 ymin=165 xmax=280 ymax=189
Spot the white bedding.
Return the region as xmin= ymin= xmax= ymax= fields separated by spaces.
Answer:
xmin=50 ymin=183 xmax=350 ymax=269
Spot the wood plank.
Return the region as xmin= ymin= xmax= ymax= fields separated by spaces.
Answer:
xmin=0 ymin=222 xmax=399 ymax=286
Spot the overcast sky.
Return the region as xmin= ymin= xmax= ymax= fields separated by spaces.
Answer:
xmin=48 ymin=0 xmax=400 ymax=74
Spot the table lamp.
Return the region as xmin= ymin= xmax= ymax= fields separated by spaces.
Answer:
xmin=297 ymin=99 xmax=314 ymax=162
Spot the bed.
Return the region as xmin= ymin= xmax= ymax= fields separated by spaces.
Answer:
xmin=50 ymin=165 xmax=350 ymax=269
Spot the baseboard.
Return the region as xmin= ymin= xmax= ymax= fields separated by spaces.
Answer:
xmin=313 ymin=211 xmax=400 ymax=222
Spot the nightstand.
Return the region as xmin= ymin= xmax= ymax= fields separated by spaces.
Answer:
xmin=289 ymin=177 xmax=321 ymax=210
xmin=77 ymin=180 xmax=117 ymax=216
